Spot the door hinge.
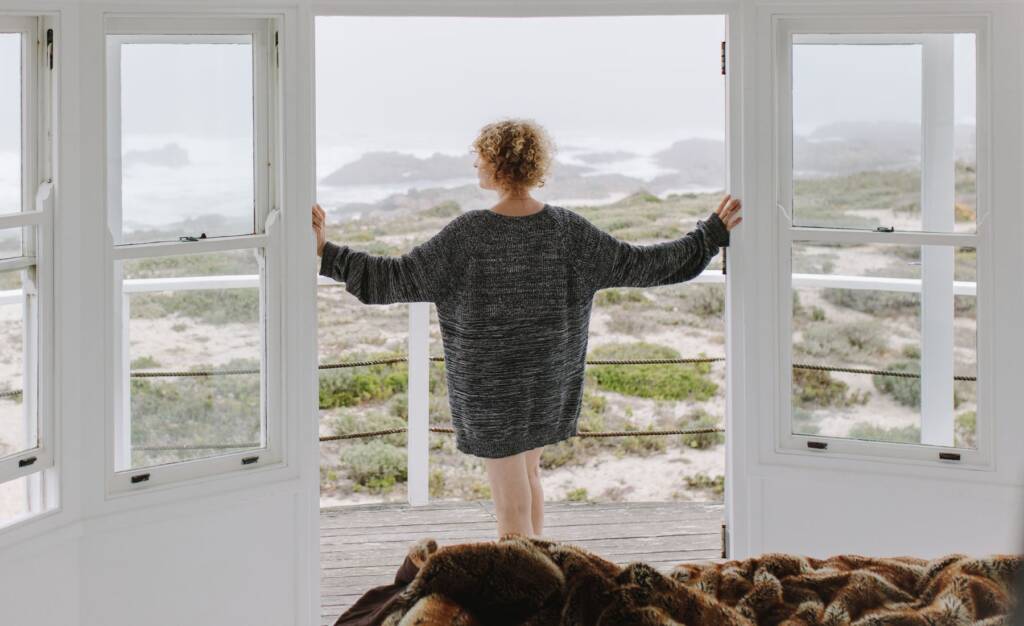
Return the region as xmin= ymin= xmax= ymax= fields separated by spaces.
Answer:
xmin=720 ymin=522 xmax=728 ymax=558
xmin=46 ymin=28 xmax=54 ymax=70
xmin=274 ymin=31 xmax=279 ymax=68
xmin=720 ymin=40 xmax=726 ymax=76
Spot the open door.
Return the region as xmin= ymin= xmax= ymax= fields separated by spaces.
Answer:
xmin=728 ymin=11 xmax=1024 ymax=558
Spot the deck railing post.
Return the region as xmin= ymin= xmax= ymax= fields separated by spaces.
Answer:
xmin=407 ymin=302 xmax=430 ymax=505
xmin=920 ymin=34 xmax=956 ymax=447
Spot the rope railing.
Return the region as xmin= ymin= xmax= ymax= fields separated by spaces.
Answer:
xmin=791 ymin=362 xmax=976 ymax=382
xmin=133 ymin=424 xmax=726 ymax=451
xmin=7 ymin=355 xmax=977 ymax=450
xmin=66 ymin=355 xmax=980 ymax=381
xmin=0 ymin=355 xmax=978 ymax=393
xmin=129 ymin=356 xmax=726 ymax=377
xmin=318 ymin=425 xmax=725 ymax=443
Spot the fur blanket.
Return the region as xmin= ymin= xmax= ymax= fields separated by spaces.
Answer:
xmin=371 ymin=534 xmax=1022 ymax=626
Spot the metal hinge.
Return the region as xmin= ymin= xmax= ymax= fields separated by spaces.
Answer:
xmin=720 ymin=523 xmax=728 ymax=558
xmin=274 ymin=31 xmax=279 ymax=68
xmin=721 ymin=41 xmax=726 ymax=76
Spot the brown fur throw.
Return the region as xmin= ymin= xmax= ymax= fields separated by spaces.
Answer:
xmin=377 ymin=535 xmax=1022 ymax=626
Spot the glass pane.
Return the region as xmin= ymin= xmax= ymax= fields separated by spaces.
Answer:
xmin=0 ymin=268 xmax=33 ymax=459
xmin=316 ymin=15 xmax=728 ymax=507
xmin=117 ymin=39 xmax=254 ymax=244
xmin=791 ymin=34 xmax=976 ymax=233
xmin=120 ymin=249 xmax=263 ymax=470
xmin=791 ymin=242 xmax=976 ymax=448
xmin=0 ymin=34 xmax=20 ymax=216
xmin=0 ymin=227 xmax=20 ymax=259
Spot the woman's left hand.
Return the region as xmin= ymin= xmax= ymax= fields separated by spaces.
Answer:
xmin=715 ymin=194 xmax=742 ymax=231
xmin=312 ymin=203 xmax=327 ymax=257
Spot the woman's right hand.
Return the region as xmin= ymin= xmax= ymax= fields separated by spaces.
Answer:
xmin=715 ymin=194 xmax=742 ymax=231
xmin=312 ymin=202 xmax=327 ymax=257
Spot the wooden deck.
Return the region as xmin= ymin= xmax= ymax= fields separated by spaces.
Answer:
xmin=320 ymin=500 xmax=724 ymax=624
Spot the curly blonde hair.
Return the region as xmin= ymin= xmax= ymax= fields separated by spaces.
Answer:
xmin=471 ymin=118 xmax=556 ymax=195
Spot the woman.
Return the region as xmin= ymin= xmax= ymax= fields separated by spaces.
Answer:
xmin=312 ymin=118 xmax=742 ymax=540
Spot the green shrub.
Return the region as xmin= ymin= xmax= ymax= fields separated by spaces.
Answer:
xmin=792 ymin=408 xmax=821 ymax=435
xmin=955 ymin=411 xmax=976 ymax=449
xmin=872 ymin=360 xmax=965 ymax=409
xmin=847 ymin=421 xmax=920 ymax=444
xmin=132 ymin=290 xmax=260 ymax=325
xmin=872 ymin=361 xmax=920 ymax=408
xmin=684 ymin=473 xmax=724 ymax=496
xmin=822 ymin=288 xmax=919 ymax=317
xmin=595 ymin=288 xmax=648 ymax=306
xmin=125 ymin=250 xmax=255 ymax=279
xmin=428 ymin=468 xmax=446 ymax=498
xmin=541 ymin=437 xmax=593 ymax=469
xmin=470 ymin=481 xmax=491 ymax=500
xmin=566 ymin=487 xmax=589 ymax=502
xmin=130 ymin=355 xmax=161 ymax=369
xmin=619 ymin=423 xmax=669 ymax=456
xmin=792 ymin=367 xmax=869 ymax=408
xmin=798 ymin=321 xmax=888 ymax=358
xmin=955 ymin=294 xmax=976 ymax=317
xmin=330 ymin=411 xmax=407 ymax=447
xmin=676 ymin=409 xmax=724 ymax=449
xmin=129 ymin=358 xmax=261 ymax=467
xmin=341 ymin=440 xmax=407 ymax=492
xmin=792 ymin=167 xmax=919 ymax=229
xmin=587 ymin=342 xmax=717 ymax=401
xmin=319 ymin=358 xmax=407 ymax=409
xmin=955 ymin=247 xmax=976 ymax=279
xmin=683 ymin=285 xmax=724 ymax=318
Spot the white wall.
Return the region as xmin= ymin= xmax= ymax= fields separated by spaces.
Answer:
xmin=0 ymin=1 xmax=1021 ymax=626
xmin=78 ymin=488 xmax=306 ymax=626
xmin=0 ymin=531 xmax=80 ymax=625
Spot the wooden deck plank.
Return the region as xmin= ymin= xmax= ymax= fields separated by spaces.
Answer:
xmin=320 ymin=508 xmax=722 ymax=535
xmin=320 ymin=500 xmax=722 ymax=623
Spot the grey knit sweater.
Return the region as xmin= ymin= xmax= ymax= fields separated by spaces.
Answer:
xmin=319 ymin=203 xmax=730 ymax=459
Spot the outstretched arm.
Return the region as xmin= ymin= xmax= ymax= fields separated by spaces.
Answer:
xmin=314 ymin=204 xmax=467 ymax=304
xmin=571 ymin=194 xmax=740 ymax=292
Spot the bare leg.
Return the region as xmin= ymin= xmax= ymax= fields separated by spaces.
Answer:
xmin=483 ymin=452 xmax=534 ymax=539
xmin=523 ymin=446 xmax=545 ymax=537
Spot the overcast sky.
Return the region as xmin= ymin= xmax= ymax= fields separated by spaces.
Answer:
xmin=315 ymin=15 xmax=726 ymax=160
xmin=0 ymin=19 xmax=976 ymax=157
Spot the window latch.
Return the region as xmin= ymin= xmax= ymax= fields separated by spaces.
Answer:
xmin=875 ymin=225 xmax=894 ymax=233
xmin=179 ymin=233 xmax=208 ymax=242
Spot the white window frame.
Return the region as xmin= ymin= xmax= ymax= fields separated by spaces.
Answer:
xmin=104 ymin=16 xmax=284 ymax=494
xmin=0 ymin=15 xmax=56 ymax=496
xmin=773 ymin=15 xmax=992 ymax=468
